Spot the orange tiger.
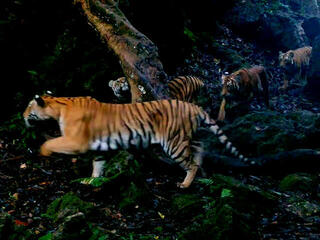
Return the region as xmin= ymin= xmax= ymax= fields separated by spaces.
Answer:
xmin=218 ymin=65 xmax=269 ymax=121
xmin=218 ymin=66 xmax=269 ymax=121
xmin=109 ymin=76 xmax=204 ymax=102
xmin=23 ymin=95 xmax=251 ymax=188
xmin=279 ymin=46 xmax=312 ymax=90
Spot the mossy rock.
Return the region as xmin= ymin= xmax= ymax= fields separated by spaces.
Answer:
xmin=171 ymin=194 xmax=203 ymax=217
xmin=45 ymin=192 xmax=94 ymax=223
xmin=119 ymin=181 xmax=150 ymax=209
xmin=50 ymin=212 xmax=92 ymax=240
xmin=179 ymin=174 xmax=277 ymax=240
xmin=216 ymin=110 xmax=320 ymax=156
xmin=209 ymin=174 xmax=277 ymax=207
xmin=179 ymin=201 xmax=258 ymax=240
xmin=279 ymin=173 xmax=316 ymax=192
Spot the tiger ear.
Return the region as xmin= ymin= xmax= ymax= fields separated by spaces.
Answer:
xmin=279 ymin=51 xmax=283 ymax=59
xmin=34 ymin=95 xmax=45 ymax=107
xmin=108 ymin=80 xmax=114 ymax=88
xmin=45 ymin=90 xmax=53 ymax=96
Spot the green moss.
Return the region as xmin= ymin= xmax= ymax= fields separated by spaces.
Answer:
xmin=45 ymin=192 xmax=94 ymax=223
xmin=179 ymin=201 xmax=258 ymax=240
xmin=119 ymin=181 xmax=149 ymax=209
xmin=179 ymin=174 xmax=277 ymax=240
xmin=171 ymin=194 xmax=203 ymax=217
xmin=219 ymin=111 xmax=320 ymax=156
xmin=279 ymin=173 xmax=315 ymax=192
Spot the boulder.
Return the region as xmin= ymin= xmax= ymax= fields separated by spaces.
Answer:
xmin=302 ymin=17 xmax=320 ymax=44
xmin=261 ymin=12 xmax=309 ymax=50
xmin=279 ymin=173 xmax=317 ymax=192
xmin=224 ymin=1 xmax=310 ymax=50
xmin=284 ymin=0 xmax=319 ymax=16
xmin=306 ymin=35 xmax=320 ymax=95
xmin=44 ymin=192 xmax=94 ymax=223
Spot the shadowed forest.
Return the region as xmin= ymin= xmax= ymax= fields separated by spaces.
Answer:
xmin=1 ymin=0 xmax=320 ymax=239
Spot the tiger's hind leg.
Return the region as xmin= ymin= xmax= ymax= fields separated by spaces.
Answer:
xmin=170 ymin=140 xmax=203 ymax=188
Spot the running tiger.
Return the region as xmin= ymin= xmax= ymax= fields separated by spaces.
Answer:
xmin=279 ymin=46 xmax=312 ymax=90
xmin=218 ymin=65 xmax=269 ymax=121
xmin=109 ymin=76 xmax=204 ymax=102
xmin=23 ymin=95 xmax=251 ymax=188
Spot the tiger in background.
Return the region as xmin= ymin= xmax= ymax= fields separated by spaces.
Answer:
xmin=279 ymin=46 xmax=312 ymax=90
xmin=109 ymin=76 xmax=204 ymax=102
xmin=23 ymin=94 xmax=252 ymax=188
xmin=217 ymin=65 xmax=269 ymax=121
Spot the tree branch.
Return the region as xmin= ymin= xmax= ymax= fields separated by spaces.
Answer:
xmin=74 ymin=0 xmax=168 ymax=102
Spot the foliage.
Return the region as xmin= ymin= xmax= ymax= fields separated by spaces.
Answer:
xmin=0 ymin=113 xmax=37 ymax=153
xmin=44 ymin=192 xmax=94 ymax=223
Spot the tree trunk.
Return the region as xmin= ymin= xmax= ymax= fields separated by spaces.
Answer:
xmin=74 ymin=0 xmax=168 ymax=102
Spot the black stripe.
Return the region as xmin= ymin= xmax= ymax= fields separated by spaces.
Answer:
xmin=124 ymin=123 xmax=134 ymax=146
xmin=167 ymin=100 xmax=175 ymax=139
xmin=171 ymin=145 xmax=188 ymax=161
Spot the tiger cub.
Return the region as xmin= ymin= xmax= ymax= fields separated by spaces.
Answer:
xmin=218 ymin=65 xmax=269 ymax=121
xmin=279 ymin=46 xmax=312 ymax=90
xmin=23 ymin=95 xmax=252 ymax=188
xmin=109 ymin=76 xmax=204 ymax=102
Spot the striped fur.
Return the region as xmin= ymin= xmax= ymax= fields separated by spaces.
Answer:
xmin=218 ymin=65 xmax=269 ymax=121
xmin=279 ymin=46 xmax=312 ymax=90
xmin=168 ymin=76 xmax=204 ymax=102
xmin=23 ymin=95 xmax=250 ymax=188
xmin=109 ymin=76 xmax=204 ymax=102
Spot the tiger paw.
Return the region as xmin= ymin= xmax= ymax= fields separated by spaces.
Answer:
xmin=40 ymin=146 xmax=52 ymax=157
xmin=176 ymin=182 xmax=187 ymax=189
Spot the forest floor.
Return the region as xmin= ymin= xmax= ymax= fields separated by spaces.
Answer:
xmin=0 ymin=26 xmax=319 ymax=240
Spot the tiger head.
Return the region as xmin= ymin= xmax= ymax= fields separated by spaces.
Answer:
xmin=279 ymin=50 xmax=295 ymax=67
xmin=221 ymin=72 xmax=240 ymax=98
xmin=23 ymin=95 xmax=60 ymax=127
xmin=108 ymin=77 xmax=130 ymax=98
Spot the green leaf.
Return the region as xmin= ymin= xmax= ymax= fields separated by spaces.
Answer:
xmin=27 ymin=70 xmax=38 ymax=76
xmin=72 ymin=176 xmax=121 ymax=187
xmin=38 ymin=233 xmax=53 ymax=240
xmin=221 ymin=188 xmax=232 ymax=198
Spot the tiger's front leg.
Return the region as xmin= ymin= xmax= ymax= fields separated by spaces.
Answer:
xmin=217 ymin=98 xmax=227 ymax=121
xmin=40 ymin=136 xmax=88 ymax=156
xmin=92 ymin=159 xmax=106 ymax=177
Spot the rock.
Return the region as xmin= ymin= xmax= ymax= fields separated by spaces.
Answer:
xmin=262 ymin=13 xmax=309 ymax=50
xmin=51 ymin=212 xmax=92 ymax=240
xmin=45 ymin=192 xmax=94 ymax=223
xmin=302 ymin=17 xmax=320 ymax=44
xmin=215 ymin=110 xmax=320 ymax=156
xmin=279 ymin=173 xmax=316 ymax=192
xmin=119 ymin=181 xmax=149 ymax=209
xmin=224 ymin=1 xmax=310 ymax=50
xmin=285 ymin=0 xmax=320 ymax=17
xmin=306 ymin=35 xmax=320 ymax=96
